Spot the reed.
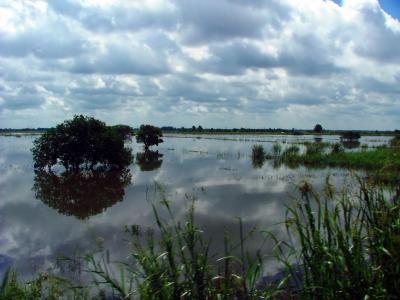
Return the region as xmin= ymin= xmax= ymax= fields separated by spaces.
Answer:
xmin=273 ymin=178 xmax=400 ymax=299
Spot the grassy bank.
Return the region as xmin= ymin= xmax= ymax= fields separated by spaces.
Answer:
xmin=2 ymin=179 xmax=400 ymax=299
xmin=257 ymin=137 xmax=400 ymax=183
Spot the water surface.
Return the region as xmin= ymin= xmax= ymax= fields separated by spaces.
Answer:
xmin=0 ymin=134 xmax=390 ymax=279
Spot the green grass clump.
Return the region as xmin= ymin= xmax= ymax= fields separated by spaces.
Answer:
xmin=251 ymin=144 xmax=267 ymax=168
xmin=282 ymin=145 xmax=300 ymax=157
xmin=252 ymin=144 xmax=266 ymax=160
xmin=0 ymin=268 xmax=86 ymax=300
xmin=271 ymin=143 xmax=282 ymax=157
xmin=85 ymin=197 xmax=272 ymax=299
xmin=330 ymin=143 xmax=344 ymax=154
xmin=304 ymin=142 xmax=326 ymax=155
xmin=275 ymin=141 xmax=400 ymax=183
xmin=274 ymin=178 xmax=400 ymax=299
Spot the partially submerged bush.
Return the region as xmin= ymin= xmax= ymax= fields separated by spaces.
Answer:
xmin=136 ymin=124 xmax=163 ymax=151
xmin=31 ymin=115 xmax=133 ymax=171
xmin=340 ymin=131 xmax=361 ymax=142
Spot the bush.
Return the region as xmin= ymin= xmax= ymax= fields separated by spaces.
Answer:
xmin=340 ymin=131 xmax=361 ymax=141
xmin=136 ymin=125 xmax=163 ymax=151
xmin=31 ymin=115 xmax=133 ymax=171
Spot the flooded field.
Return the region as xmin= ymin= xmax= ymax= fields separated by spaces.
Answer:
xmin=0 ymin=134 xmax=393 ymax=279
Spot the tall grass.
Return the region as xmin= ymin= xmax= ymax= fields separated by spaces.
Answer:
xmin=272 ymin=140 xmax=400 ymax=183
xmin=273 ymin=178 xmax=400 ymax=299
xmin=84 ymin=196 xmax=271 ymax=299
xmin=251 ymin=144 xmax=267 ymax=168
xmin=0 ymin=268 xmax=89 ymax=299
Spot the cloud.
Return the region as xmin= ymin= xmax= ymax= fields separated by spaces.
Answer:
xmin=0 ymin=0 xmax=399 ymax=129
xmin=0 ymin=5 xmax=88 ymax=59
xmin=48 ymin=0 xmax=178 ymax=32
xmin=176 ymin=0 xmax=290 ymax=45
xmin=351 ymin=2 xmax=400 ymax=63
xmin=67 ymin=42 xmax=171 ymax=75
xmin=0 ymin=84 xmax=46 ymax=110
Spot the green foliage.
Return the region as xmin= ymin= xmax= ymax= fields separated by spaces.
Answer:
xmin=271 ymin=143 xmax=282 ymax=157
xmin=313 ymin=124 xmax=323 ymax=133
xmin=330 ymin=143 xmax=344 ymax=154
xmin=136 ymin=125 xmax=163 ymax=151
xmin=282 ymin=145 xmax=300 ymax=157
xmin=305 ymin=142 xmax=326 ymax=155
xmin=85 ymin=195 xmax=270 ymax=299
xmin=251 ymin=144 xmax=266 ymax=169
xmin=109 ymin=124 xmax=134 ymax=141
xmin=31 ymin=115 xmax=133 ymax=171
xmin=0 ymin=268 xmax=82 ymax=299
xmin=273 ymin=179 xmax=400 ymax=299
xmin=390 ymin=135 xmax=400 ymax=148
xmin=271 ymin=141 xmax=400 ymax=183
xmin=340 ymin=131 xmax=361 ymax=141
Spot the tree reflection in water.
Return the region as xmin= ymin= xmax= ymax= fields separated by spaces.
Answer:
xmin=33 ymin=168 xmax=131 ymax=219
xmin=136 ymin=151 xmax=163 ymax=171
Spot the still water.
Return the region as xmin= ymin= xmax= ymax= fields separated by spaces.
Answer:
xmin=0 ymin=134 xmax=392 ymax=279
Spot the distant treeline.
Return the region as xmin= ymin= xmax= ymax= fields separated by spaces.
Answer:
xmin=159 ymin=126 xmax=399 ymax=136
xmin=1 ymin=127 xmax=399 ymax=136
xmin=0 ymin=128 xmax=49 ymax=132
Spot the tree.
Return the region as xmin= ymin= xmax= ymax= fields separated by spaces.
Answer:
xmin=136 ymin=125 xmax=163 ymax=151
xmin=313 ymin=124 xmax=323 ymax=133
xmin=31 ymin=115 xmax=133 ymax=171
xmin=110 ymin=125 xmax=134 ymax=141
xmin=340 ymin=131 xmax=361 ymax=142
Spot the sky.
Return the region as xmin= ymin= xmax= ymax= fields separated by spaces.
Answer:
xmin=0 ymin=0 xmax=399 ymax=130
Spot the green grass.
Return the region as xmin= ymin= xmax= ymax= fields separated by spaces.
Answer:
xmin=273 ymin=142 xmax=400 ymax=183
xmin=273 ymin=178 xmax=400 ymax=299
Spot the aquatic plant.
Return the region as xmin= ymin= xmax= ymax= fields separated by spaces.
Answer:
xmin=273 ymin=178 xmax=400 ymax=299
xmin=282 ymin=145 xmax=300 ymax=157
xmin=251 ymin=144 xmax=266 ymax=168
xmin=330 ymin=143 xmax=344 ymax=154
xmin=305 ymin=142 xmax=326 ymax=155
xmin=271 ymin=143 xmax=282 ymax=157
xmin=85 ymin=198 xmax=270 ymax=299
